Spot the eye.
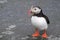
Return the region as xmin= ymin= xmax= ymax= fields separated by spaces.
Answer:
xmin=34 ymin=8 xmax=37 ymax=10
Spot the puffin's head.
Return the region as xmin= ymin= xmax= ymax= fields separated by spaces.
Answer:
xmin=28 ymin=6 xmax=42 ymax=16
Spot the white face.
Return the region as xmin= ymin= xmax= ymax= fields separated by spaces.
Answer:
xmin=31 ymin=7 xmax=41 ymax=14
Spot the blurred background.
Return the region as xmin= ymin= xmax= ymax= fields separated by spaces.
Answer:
xmin=0 ymin=0 xmax=60 ymax=40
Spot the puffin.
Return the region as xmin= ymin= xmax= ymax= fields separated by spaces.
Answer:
xmin=28 ymin=6 xmax=50 ymax=38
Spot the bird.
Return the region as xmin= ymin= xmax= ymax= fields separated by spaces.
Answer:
xmin=28 ymin=6 xmax=50 ymax=38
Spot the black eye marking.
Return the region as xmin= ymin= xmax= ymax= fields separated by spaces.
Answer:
xmin=34 ymin=8 xmax=36 ymax=10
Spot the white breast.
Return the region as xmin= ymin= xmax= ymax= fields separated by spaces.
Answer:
xmin=31 ymin=16 xmax=48 ymax=30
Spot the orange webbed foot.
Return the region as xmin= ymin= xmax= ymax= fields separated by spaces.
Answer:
xmin=42 ymin=30 xmax=48 ymax=38
xmin=32 ymin=28 xmax=40 ymax=37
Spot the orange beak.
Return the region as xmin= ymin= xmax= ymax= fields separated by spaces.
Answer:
xmin=27 ymin=5 xmax=33 ymax=15
xmin=28 ymin=10 xmax=31 ymax=15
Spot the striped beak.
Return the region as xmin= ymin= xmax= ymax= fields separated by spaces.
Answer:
xmin=28 ymin=6 xmax=34 ymax=16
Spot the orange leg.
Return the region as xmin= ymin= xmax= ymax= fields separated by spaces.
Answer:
xmin=32 ymin=28 xmax=40 ymax=37
xmin=42 ymin=30 xmax=48 ymax=38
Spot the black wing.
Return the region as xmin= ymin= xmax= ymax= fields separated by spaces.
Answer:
xmin=43 ymin=15 xmax=50 ymax=24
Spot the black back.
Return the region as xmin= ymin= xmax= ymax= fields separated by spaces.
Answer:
xmin=33 ymin=10 xmax=50 ymax=24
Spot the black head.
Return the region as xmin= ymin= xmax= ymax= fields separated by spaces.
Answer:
xmin=28 ymin=6 xmax=43 ymax=17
